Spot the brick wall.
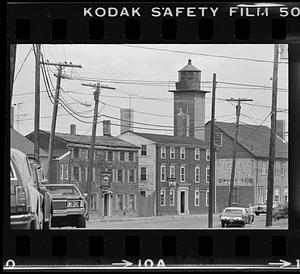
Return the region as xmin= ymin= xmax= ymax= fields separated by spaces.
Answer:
xmin=216 ymin=186 xmax=254 ymax=212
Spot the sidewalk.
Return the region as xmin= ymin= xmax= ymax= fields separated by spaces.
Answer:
xmin=87 ymin=213 xmax=215 ymax=223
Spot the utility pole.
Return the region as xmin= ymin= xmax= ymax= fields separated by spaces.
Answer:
xmin=226 ymin=98 xmax=253 ymax=207
xmin=10 ymin=44 xmax=17 ymax=105
xmin=34 ymin=44 xmax=41 ymax=163
xmin=208 ymin=73 xmax=216 ymax=228
xmin=266 ymin=44 xmax=279 ymax=227
xmin=42 ymin=61 xmax=82 ymax=183
xmin=82 ymin=83 xmax=115 ymax=215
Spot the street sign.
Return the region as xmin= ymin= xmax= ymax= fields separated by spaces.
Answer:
xmin=100 ymin=171 xmax=111 ymax=188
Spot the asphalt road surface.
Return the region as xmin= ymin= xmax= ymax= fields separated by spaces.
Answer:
xmin=54 ymin=214 xmax=288 ymax=229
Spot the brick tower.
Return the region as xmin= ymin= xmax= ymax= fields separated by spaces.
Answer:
xmin=170 ymin=59 xmax=209 ymax=140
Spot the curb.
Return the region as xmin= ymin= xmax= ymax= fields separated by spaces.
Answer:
xmin=87 ymin=214 xmax=219 ymax=223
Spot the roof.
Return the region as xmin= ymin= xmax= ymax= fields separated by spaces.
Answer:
xmin=179 ymin=59 xmax=201 ymax=72
xmin=11 ymin=128 xmax=48 ymax=157
xmin=126 ymin=131 xmax=208 ymax=147
xmin=39 ymin=130 xmax=139 ymax=149
xmin=212 ymin=121 xmax=288 ymax=159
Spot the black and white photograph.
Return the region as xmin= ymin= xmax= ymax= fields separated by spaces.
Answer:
xmin=10 ymin=44 xmax=288 ymax=230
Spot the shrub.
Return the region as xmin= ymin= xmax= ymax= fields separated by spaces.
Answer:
xmin=272 ymin=202 xmax=288 ymax=220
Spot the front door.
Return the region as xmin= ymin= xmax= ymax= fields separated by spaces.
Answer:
xmin=180 ymin=191 xmax=185 ymax=214
xmin=103 ymin=194 xmax=109 ymax=216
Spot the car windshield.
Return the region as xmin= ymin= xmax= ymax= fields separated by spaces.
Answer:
xmin=224 ymin=209 xmax=243 ymax=214
xmin=46 ymin=186 xmax=80 ymax=196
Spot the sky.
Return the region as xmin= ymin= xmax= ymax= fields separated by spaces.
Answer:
xmin=11 ymin=44 xmax=288 ymax=139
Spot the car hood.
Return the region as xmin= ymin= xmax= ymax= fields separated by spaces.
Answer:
xmin=51 ymin=195 xmax=82 ymax=200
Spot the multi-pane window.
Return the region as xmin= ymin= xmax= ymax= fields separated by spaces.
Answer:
xmin=107 ymin=150 xmax=113 ymax=161
xmin=195 ymin=148 xmax=200 ymax=160
xmin=280 ymin=162 xmax=285 ymax=176
xmin=206 ymin=167 xmax=210 ymax=183
xmin=120 ymin=151 xmax=125 ymax=161
xmin=161 ymin=165 xmax=166 ymax=182
xmin=116 ymin=194 xmax=123 ymax=210
xmin=65 ymin=164 xmax=69 ymax=179
xmin=169 ymin=189 xmax=175 ymax=206
xmin=128 ymin=194 xmax=135 ymax=210
xmin=274 ymin=187 xmax=280 ymax=203
xmin=195 ymin=166 xmax=200 ymax=183
xmin=194 ymin=190 xmax=200 ymax=206
xmin=170 ymin=147 xmax=175 ymax=159
xmin=140 ymin=167 xmax=147 ymax=181
xmin=258 ymin=186 xmax=264 ymax=204
xmin=141 ymin=145 xmax=147 ymax=156
xmin=180 ymin=166 xmax=185 ymax=182
xmin=232 ymin=187 xmax=238 ymax=204
xmin=206 ymin=190 xmax=209 ymax=206
xmin=284 ymin=187 xmax=288 ymax=202
xmin=128 ymin=169 xmax=135 ymax=183
xmin=169 ymin=165 xmax=175 ymax=180
xmin=128 ymin=151 xmax=134 ymax=161
xmin=117 ymin=169 xmax=123 ymax=182
xmin=81 ymin=166 xmax=86 ymax=182
xmin=60 ymin=164 xmax=64 ymax=179
xmin=90 ymin=193 xmax=97 ymax=210
xmin=262 ymin=161 xmax=267 ymax=176
xmin=160 ymin=189 xmax=166 ymax=206
xmin=206 ymin=149 xmax=210 ymax=161
xmin=161 ymin=146 xmax=166 ymax=159
xmin=73 ymin=148 xmax=79 ymax=158
xmin=180 ymin=147 xmax=185 ymax=159
xmin=73 ymin=166 xmax=79 ymax=181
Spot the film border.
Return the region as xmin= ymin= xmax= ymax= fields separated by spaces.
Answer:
xmin=4 ymin=1 xmax=300 ymax=270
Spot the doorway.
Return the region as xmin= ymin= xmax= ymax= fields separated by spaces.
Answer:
xmin=180 ymin=191 xmax=185 ymax=214
xmin=103 ymin=194 xmax=110 ymax=217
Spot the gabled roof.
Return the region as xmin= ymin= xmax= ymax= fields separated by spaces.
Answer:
xmin=124 ymin=131 xmax=208 ymax=147
xmin=11 ymin=128 xmax=48 ymax=158
xmin=39 ymin=130 xmax=139 ymax=149
xmin=210 ymin=121 xmax=288 ymax=159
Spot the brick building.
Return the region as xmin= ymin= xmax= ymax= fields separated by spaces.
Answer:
xmin=119 ymin=131 xmax=208 ymax=215
xmin=27 ymin=123 xmax=140 ymax=218
xmin=205 ymin=121 xmax=288 ymax=212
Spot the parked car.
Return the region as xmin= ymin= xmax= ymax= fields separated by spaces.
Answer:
xmin=10 ymin=148 xmax=43 ymax=229
xmin=29 ymin=161 xmax=53 ymax=229
xmin=253 ymin=204 xmax=267 ymax=215
xmin=219 ymin=207 xmax=249 ymax=227
xmin=44 ymin=184 xmax=86 ymax=228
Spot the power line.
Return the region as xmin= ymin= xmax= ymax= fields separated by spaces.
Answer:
xmin=14 ymin=46 xmax=33 ymax=83
xmin=120 ymin=44 xmax=288 ymax=64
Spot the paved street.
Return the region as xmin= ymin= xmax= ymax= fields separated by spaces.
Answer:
xmin=55 ymin=214 xmax=288 ymax=229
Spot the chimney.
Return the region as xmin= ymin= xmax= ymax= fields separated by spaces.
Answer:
xmin=103 ymin=120 xmax=111 ymax=136
xmin=120 ymin=108 xmax=134 ymax=134
xmin=70 ymin=124 xmax=76 ymax=135
xmin=276 ymin=120 xmax=285 ymax=140
xmin=11 ymin=106 xmax=14 ymax=128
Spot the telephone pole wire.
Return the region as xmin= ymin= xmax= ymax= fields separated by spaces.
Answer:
xmin=226 ymin=97 xmax=253 ymax=207
xmin=42 ymin=61 xmax=82 ymax=183
xmin=266 ymin=44 xmax=279 ymax=227
xmin=208 ymin=73 xmax=216 ymax=228
xmin=82 ymin=82 xmax=115 ymax=215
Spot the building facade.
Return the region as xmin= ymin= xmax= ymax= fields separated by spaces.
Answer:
xmin=27 ymin=124 xmax=140 ymax=218
xmin=205 ymin=121 xmax=288 ymax=212
xmin=119 ymin=131 xmax=209 ymax=216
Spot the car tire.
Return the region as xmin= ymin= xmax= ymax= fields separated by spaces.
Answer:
xmin=76 ymin=215 xmax=86 ymax=228
xmin=221 ymin=221 xmax=225 ymax=228
xmin=255 ymin=212 xmax=259 ymax=216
